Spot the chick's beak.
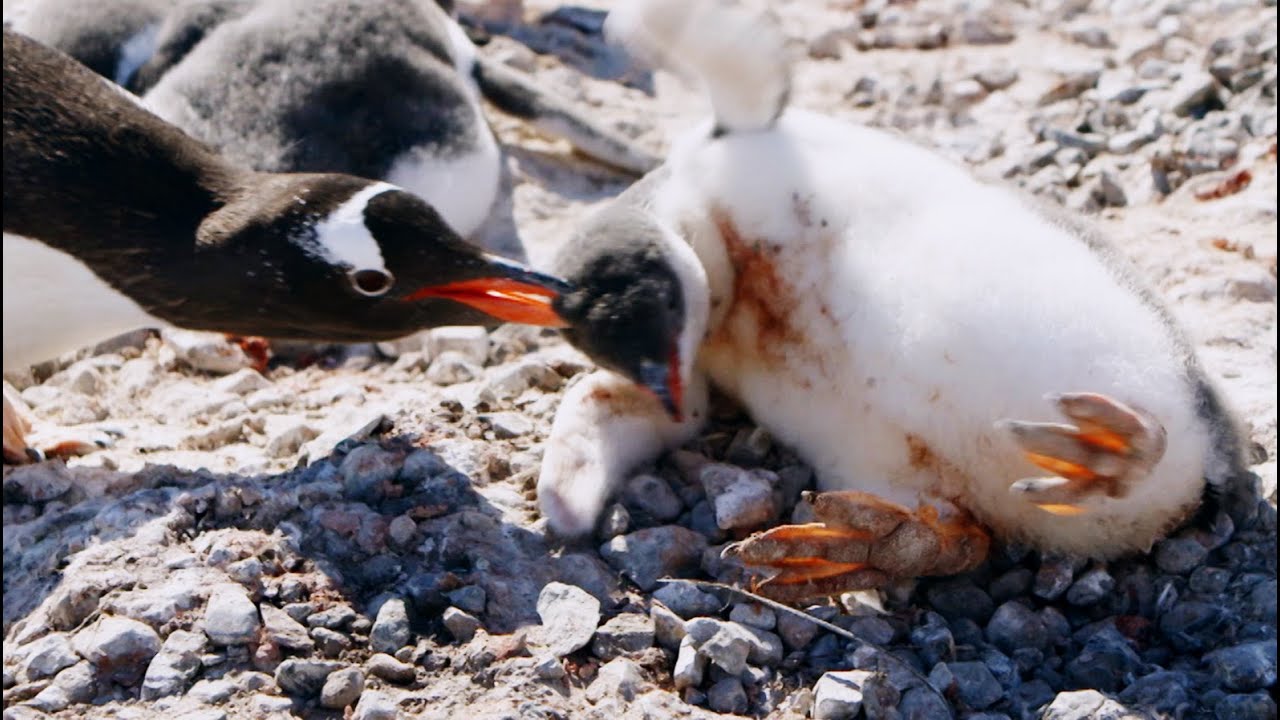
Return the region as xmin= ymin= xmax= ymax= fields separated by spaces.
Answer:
xmin=638 ymin=345 xmax=684 ymax=422
xmin=402 ymin=262 xmax=574 ymax=328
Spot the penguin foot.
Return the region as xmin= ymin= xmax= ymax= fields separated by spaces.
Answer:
xmin=226 ymin=335 xmax=272 ymax=373
xmin=726 ymin=491 xmax=990 ymax=603
xmin=3 ymin=389 xmax=115 ymax=464
xmin=999 ymin=392 xmax=1167 ymax=515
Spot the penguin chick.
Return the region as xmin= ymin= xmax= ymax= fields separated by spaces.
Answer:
xmin=537 ymin=0 xmax=1257 ymax=600
xmin=3 ymin=29 xmax=572 ymax=462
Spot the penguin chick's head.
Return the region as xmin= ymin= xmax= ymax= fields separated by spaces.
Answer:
xmin=553 ymin=210 xmax=700 ymax=420
xmin=193 ymin=175 xmax=572 ymax=341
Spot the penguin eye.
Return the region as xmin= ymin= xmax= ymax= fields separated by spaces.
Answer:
xmin=348 ymin=268 xmax=395 ymax=297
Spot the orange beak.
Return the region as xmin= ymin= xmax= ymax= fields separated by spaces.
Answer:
xmin=404 ymin=277 xmax=569 ymax=327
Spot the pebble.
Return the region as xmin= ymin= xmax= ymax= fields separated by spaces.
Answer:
xmin=1065 ymin=627 xmax=1143 ymax=692
xmin=1117 ymin=670 xmax=1192 ymax=716
xmin=319 ymin=667 xmax=364 ymax=709
xmin=536 ymin=582 xmax=601 ymax=656
xmin=533 ymin=654 xmax=566 ymax=681
xmin=1067 ymin=567 xmax=1116 ymax=606
xmin=274 ymin=659 xmax=345 ymax=697
xmin=483 ymin=411 xmax=534 ymax=438
xmin=425 ymin=351 xmax=482 ymax=385
xmin=202 ymin=587 xmax=261 ymax=646
xmin=1204 ymin=640 xmax=1278 ymax=691
xmin=426 ymin=327 xmax=489 ymax=365
xmin=911 ymin=614 xmax=955 ymax=668
xmin=1215 ymin=692 xmax=1278 ymax=720
xmin=71 ymin=615 xmax=162 ymax=685
xmin=987 ymin=601 xmax=1049 ymax=653
xmin=161 ymin=328 xmax=253 ymax=374
xmin=353 ymin=689 xmax=398 ymax=720
xmin=442 ymin=607 xmax=481 ymax=643
xmin=365 ymin=653 xmax=416 ymax=684
xmin=1035 ymin=556 xmax=1076 ymax=600
xmin=599 ymin=526 xmax=708 ymax=590
xmin=585 ymin=657 xmax=646 ymax=703
xmin=598 ymin=503 xmax=631 ymax=538
xmin=141 ymin=629 xmax=207 ymax=699
xmin=1040 ymin=689 xmax=1142 ymax=719
xmin=743 ymin=626 xmax=785 ymax=666
xmin=28 ymin=661 xmax=95 ymax=713
xmin=260 ymin=604 xmax=314 ymax=652
xmin=699 ymin=464 xmax=779 ymax=529
xmin=652 ymin=582 xmax=722 ymax=619
xmin=592 ymin=613 xmax=655 ymax=660
xmin=725 ymin=427 xmax=773 ymax=466
xmin=16 ymin=632 xmax=79 ymax=681
xmin=308 ymin=603 xmax=357 ymax=631
xmin=447 ymin=586 xmax=487 ymax=615
xmin=730 ymin=603 xmax=776 ymax=630
xmin=1155 ymin=537 xmax=1210 ymax=575
xmin=707 ymin=677 xmax=749 ymax=714
xmin=622 ymin=474 xmax=684 ymax=522
xmin=776 ymin=608 xmax=823 ymax=650
xmin=651 ymin=603 xmax=687 ymax=649
xmin=188 ymin=677 xmax=235 ymax=704
xmin=929 ymin=660 xmax=1002 ymax=710
xmin=211 ymin=368 xmax=271 ymax=395
xmin=926 ymin=579 xmax=996 ymax=624
xmin=812 ymin=670 xmax=874 ymax=720
xmin=368 ymin=598 xmax=411 ymax=654
xmin=673 ymin=637 xmax=707 ymax=689
xmin=685 ymin=618 xmax=754 ymax=675
xmin=898 ymin=686 xmax=952 ymax=720
xmin=311 ymin=627 xmax=351 ymax=657
xmin=1169 ymin=71 xmax=1222 ymax=116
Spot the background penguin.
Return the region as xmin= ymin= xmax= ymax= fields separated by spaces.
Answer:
xmin=537 ymin=0 xmax=1258 ymax=602
xmin=3 ymin=29 xmax=573 ymax=463
xmin=4 ymin=0 xmax=173 ymax=89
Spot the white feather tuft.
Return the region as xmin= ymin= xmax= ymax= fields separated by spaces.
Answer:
xmin=605 ymin=0 xmax=791 ymax=134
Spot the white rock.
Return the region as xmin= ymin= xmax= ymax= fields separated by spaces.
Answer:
xmin=202 ymin=586 xmax=261 ymax=646
xmin=427 ymin=326 xmax=489 ymax=365
xmin=536 ymin=582 xmax=601 ymax=657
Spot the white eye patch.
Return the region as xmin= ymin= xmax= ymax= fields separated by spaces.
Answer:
xmin=308 ymin=182 xmax=397 ymax=276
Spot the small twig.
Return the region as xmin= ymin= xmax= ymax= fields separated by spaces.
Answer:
xmin=655 ymin=577 xmax=953 ymax=718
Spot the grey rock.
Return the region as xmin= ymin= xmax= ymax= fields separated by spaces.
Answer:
xmin=188 ymin=678 xmax=236 ymax=703
xmin=673 ymin=637 xmax=707 ymax=689
xmin=813 ymin=670 xmax=877 ymax=720
xmin=71 ymin=615 xmax=162 ymax=685
xmin=707 ymin=677 xmax=749 ymax=714
xmin=1040 ymin=689 xmax=1141 ymax=719
xmin=686 ymin=618 xmax=753 ymax=675
xmin=211 ymin=368 xmax=270 ymax=395
xmin=730 ymin=603 xmax=776 ymax=630
xmin=699 ymin=464 xmax=779 ymax=529
xmin=1039 ymin=67 xmax=1102 ymax=105
xmin=141 ymin=629 xmax=207 ymax=699
xmin=28 ymin=661 xmax=95 ymax=713
xmin=622 ymin=474 xmax=684 ymax=522
xmin=533 ymin=654 xmax=566 ymax=681
xmin=1065 ymin=626 xmax=1142 ymax=693
xmin=16 ymin=633 xmax=78 ymax=681
xmin=1067 ymin=568 xmax=1116 ymax=605
xmin=585 ymin=657 xmax=646 ymax=703
xmin=201 ymin=587 xmax=261 ymax=647
xmin=365 ymin=654 xmax=416 ymax=684
xmin=425 ymin=351 xmax=482 ymax=385
xmin=1215 ymin=693 xmax=1278 ymax=720
xmin=1118 ymin=670 xmax=1192 ymax=716
xmin=161 ymin=328 xmax=253 ymax=374
xmin=482 ymin=411 xmax=533 ymax=438
xmin=442 ymin=607 xmax=481 ymax=643
xmin=1169 ymin=71 xmax=1222 ymax=116
xmin=447 ymin=586 xmax=487 ymax=615
xmin=311 ymin=627 xmax=352 ymax=657
xmin=651 ymin=603 xmax=688 ymax=649
xmin=899 ymin=685 xmax=952 ymax=720
xmin=987 ymin=601 xmax=1049 ymax=653
xmin=260 ymin=604 xmax=314 ymax=652
xmin=592 ymin=613 xmax=655 ymax=660
xmin=274 ymin=658 xmax=345 ymax=697
xmin=975 ymin=66 xmax=1019 ymax=91
xmin=536 ymin=582 xmax=601 ymax=656
xmin=1204 ymin=641 xmax=1278 ymax=691
xmin=960 ymin=14 xmax=1015 ymax=45
xmin=369 ymin=598 xmax=410 ymax=654
xmin=927 ymin=579 xmax=995 ymax=624
xmin=743 ymin=625 xmax=785 ymax=666
xmin=845 ymin=617 xmax=895 ymax=646
xmin=652 ymin=582 xmax=722 ymax=619
xmin=726 ymin=427 xmax=773 ymax=466
xmin=1156 ymin=537 xmax=1209 ymax=574
xmin=1035 ymin=557 xmax=1076 ymax=600
xmin=929 ymin=661 xmax=1002 ymax=709
xmin=319 ymin=667 xmax=364 ymax=709
xmin=339 ymin=445 xmax=401 ymax=503
xmin=426 ymin=326 xmax=488 ymax=365
xmin=598 ymin=503 xmax=631 ymax=538
xmin=599 ymin=526 xmax=707 ymax=590
xmin=353 ymin=689 xmax=398 ymax=720
xmin=911 ymin=614 xmax=955 ymax=668
xmin=777 ymin=608 xmax=823 ymax=650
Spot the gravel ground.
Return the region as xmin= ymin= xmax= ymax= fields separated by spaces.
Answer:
xmin=3 ymin=1 xmax=1277 ymax=719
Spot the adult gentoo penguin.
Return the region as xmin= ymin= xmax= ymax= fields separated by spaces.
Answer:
xmin=3 ymin=29 xmax=572 ymax=462
xmin=537 ymin=0 xmax=1257 ymax=601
